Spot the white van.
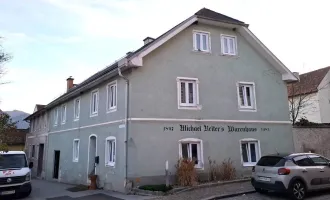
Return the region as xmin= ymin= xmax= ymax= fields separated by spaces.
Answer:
xmin=0 ymin=151 xmax=33 ymax=198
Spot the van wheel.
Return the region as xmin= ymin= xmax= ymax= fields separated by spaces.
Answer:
xmin=290 ymin=180 xmax=306 ymax=200
xmin=255 ymin=188 xmax=268 ymax=194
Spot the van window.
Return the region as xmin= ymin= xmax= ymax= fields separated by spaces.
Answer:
xmin=0 ymin=154 xmax=27 ymax=169
xmin=257 ymin=156 xmax=286 ymax=167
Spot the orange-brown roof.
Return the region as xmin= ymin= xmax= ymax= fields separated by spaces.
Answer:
xmin=287 ymin=66 xmax=330 ymax=97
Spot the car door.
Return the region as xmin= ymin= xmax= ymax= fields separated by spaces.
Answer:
xmin=292 ymin=155 xmax=321 ymax=190
xmin=308 ymin=155 xmax=330 ymax=189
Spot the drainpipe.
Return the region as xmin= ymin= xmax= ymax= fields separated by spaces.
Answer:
xmin=118 ymin=66 xmax=129 ymax=188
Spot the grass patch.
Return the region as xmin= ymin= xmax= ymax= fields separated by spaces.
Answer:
xmin=139 ymin=184 xmax=173 ymax=192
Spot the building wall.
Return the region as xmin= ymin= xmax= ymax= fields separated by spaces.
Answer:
xmin=293 ymin=127 xmax=330 ymax=158
xmin=46 ymin=123 xmax=125 ymax=192
xmin=318 ymin=70 xmax=330 ymax=123
xmin=128 ymin=23 xmax=290 ymax=121
xmin=127 ymin=121 xmax=293 ymax=186
xmin=289 ymin=93 xmax=321 ymax=123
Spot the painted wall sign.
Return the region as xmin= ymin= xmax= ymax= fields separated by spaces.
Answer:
xmin=163 ymin=125 xmax=270 ymax=132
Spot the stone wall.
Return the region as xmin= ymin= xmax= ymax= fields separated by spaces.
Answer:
xmin=293 ymin=127 xmax=330 ymax=157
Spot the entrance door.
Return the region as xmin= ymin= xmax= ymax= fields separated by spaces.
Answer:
xmin=87 ymin=135 xmax=97 ymax=181
xmin=37 ymin=144 xmax=44 ymax=177
xmin=53 ymin=150 xmax=60 ymax=179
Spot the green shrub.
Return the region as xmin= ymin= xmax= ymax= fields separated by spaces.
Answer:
xmin=139 ymin=184 xmax=173 ymax=192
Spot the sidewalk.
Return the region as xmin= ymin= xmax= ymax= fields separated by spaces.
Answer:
xmin=150 ymin=181 xmax=255 ymax=200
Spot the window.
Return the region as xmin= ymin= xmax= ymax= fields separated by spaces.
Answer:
xmin=61 ymin=104 xmax=66 ymax=124
xmin=193 ymin=31 xmax=210 ymax=52
xmin=257 ymin=156 xmax=286 ymax=167
xmin=177 ymin=77 xmax=199 ymax=109
xmin=32 ymin=145 xmax=35 ymax=158
xmin=90 ymin=90 xmax=99 ymax=116
xmin=221 ymin=35 xmax=237 ymax=55
xmin=72 ymin=139 xmax=79 ymax=162
xmin=179 ymin=138 xmax=203 ymax=168
xmin=237 ymin=82 xmax=256 ymax=111
xmin=105 ymin=136 xmax=116 ymax=167
xmin=107 ymin=81 xmax=117 ymax=112
xmin=54 ymin=108 xmax=59 ymax=126
xmin=74 ymin=98 xmax=80 ymax=120
xmin=309 ymin=155 xmax=329 ymax=166
xmin=240 ymin=139 xmax=260 ymax=166
xmin=293 ymin=155 xmax=314 ymax=166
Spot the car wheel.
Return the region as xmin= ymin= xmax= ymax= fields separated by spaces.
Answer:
xmin=255 ymin=187 xmax=268 ymax=194
xmin=290 ymin=180 xmax=306 ymax=200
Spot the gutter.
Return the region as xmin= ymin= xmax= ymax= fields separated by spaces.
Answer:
xmin=118 ymin=66 xmax=129 ymax=188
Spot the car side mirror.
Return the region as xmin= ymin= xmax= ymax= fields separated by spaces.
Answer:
xmin=29 ymin=162 xmax=33 ymax=169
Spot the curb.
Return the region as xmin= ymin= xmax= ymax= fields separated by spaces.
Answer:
xmin=172 ymin=178 xmax=251 ymax=195
xmin=200 ymin=190 xmax=256 ymax=200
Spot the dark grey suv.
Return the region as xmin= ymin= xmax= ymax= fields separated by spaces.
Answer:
xmin=251 ymin=153 xmax=330 ymax=200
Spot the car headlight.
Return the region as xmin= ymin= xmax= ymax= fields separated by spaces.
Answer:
xmin=25 ymin=172 xmax=31 ymax=181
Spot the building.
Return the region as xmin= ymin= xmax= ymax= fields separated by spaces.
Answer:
xmin=24 ymin=104 xmax=48 ymax=178
xmin=287 ymin=67 xmax=330 ymax=123
xmin=28 ymin=8 xmax=297 ymax=192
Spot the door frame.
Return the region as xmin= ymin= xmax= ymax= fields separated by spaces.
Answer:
xmin=37 ymin=144 xmax=44 ymax=177
xmin=53 ymin=150 xmax=60 ymax=179
xmin=86 ymin=134 xmax=98 ymax=183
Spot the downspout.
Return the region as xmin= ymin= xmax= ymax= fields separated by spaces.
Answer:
xmin=118 ymin=66 xmax=129 ymax=188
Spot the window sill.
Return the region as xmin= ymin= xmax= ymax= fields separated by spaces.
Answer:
xmin=107 ymin=108 xmax=117 ymax=113
xmin=105 ymin=163 xmax=115 ymax=168
xmin=239 ymin=109 xmax=257 ymax=112
xmin=219 ymin=53 xmax=238 ymax=57
xmin=191 ymin=50 xmax=212 ymax=54
xmin=61 ymin=122 xmax=66 ymax=125
xmin=242 ymin=163 xmax=256 ymax=167
xmin=73 ymin=159 xmax=79 ymax=163
xmin=73 ymin=118 xmax=79 ymax=122
xmin=90 ymin=113 xmax=98 ymax=118
xmin=178 ymin=105 xmax=202 ymax=110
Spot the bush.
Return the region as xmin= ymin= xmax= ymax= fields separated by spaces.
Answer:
xmin=208 ymin=157 xmax=236 ymax=181
xmin=175 ymin=158 xmax=197 ymax=186
xmin=139 ymin=184 xmax=173 ymax=192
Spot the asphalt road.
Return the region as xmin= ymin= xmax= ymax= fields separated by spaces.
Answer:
xmin=227 ymin=191 xmax=330 ymax=200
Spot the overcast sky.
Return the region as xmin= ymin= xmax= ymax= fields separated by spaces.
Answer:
xmin=1 ymin=0 xmax=330 ymax=113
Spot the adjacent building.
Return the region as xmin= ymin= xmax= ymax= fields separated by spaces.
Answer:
xmin=287 ymin=67 xmax=330 ymax=123
xmin=26 ymin=8 xmax=298 ymax=192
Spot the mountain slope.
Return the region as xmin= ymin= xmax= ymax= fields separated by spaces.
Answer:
xmin=5 ymin=110 xmax=30 ymax=129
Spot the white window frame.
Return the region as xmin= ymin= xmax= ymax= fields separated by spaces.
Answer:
xmin=74 ymin=97 xmax=81 ymax=121
xmin=105 ymin=136 xmax=116 ymax=167
xmin=54 ymin=108 xmax=59 ymax=126
xmin=72 ymin=139 xmax=80 ymax=162
xmin=106 ymin=81 xmax=117 ymax=113
xmin=193 ymin=30 xmax=211 ymax=53
xmin=239 ymin=138 xmax=261 ymax=167
xmin=221 ymin=34 xmax=237 ymax=56
xmin=28 ymin=145 xmax=32 ymax=158
xmin=61 ymin=104 xmax=67 ymax=124
xmin=178 ymin=138 xmax=204 ymax=169
xmin=236 ymin=82 xmax=257 ymax=112
xmin=90 ymin=89 xmax=99 ymax=117
xmin=176 ymin=77 xmax=200 ymax=110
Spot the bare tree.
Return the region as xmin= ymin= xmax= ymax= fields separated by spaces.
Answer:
xmin=288 ymin=79 xmax=330 ymax=125
xmin=0 ymin=37 xmax=11 ymax=85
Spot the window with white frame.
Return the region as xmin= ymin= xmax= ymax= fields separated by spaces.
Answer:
xmin=61 ymin=104 xmax=66 ymax=124
xmin=107 ymin=81 xmax=117 ymax=112
xmin=237 ymin=82 xmax=256 ymax=110
xmin=28 ymin=145 xmax=32 ymax=158
xmin=177 ymin=77 xmax=199 ymax=109
xmin=90 ymin=90 xmax=99 ymax=116
xmin=72 ymin=139 xmax=79 ymax=162
xmin=193 ymin=31 xmax=210 ymax=52
xmin=240 ymin=139 xmax=260 ymax=166
xmin=74 ymin=98 xmax=80 ymax=120
xmin=54 ymin=108 xmax=59 ymax=126
xmin=105 ymin=136 xmax=116 ymax=166
xmin=221 ymin=35 xmax=237 ymax=55
xmin=179 ymin=138 xmax=203 ymax=168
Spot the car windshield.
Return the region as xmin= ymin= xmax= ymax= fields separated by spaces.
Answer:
xmin=0 ymin=154 xmax=27 ymax=169
xmin=257 ymin=156 xmax=286 ymax=167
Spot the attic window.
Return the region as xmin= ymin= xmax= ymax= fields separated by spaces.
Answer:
xmin=193 ymin=31 xmax=210 ymax=52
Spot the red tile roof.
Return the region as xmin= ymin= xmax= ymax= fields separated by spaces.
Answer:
xmin=287 ymin=66 xmax=330 ymax=97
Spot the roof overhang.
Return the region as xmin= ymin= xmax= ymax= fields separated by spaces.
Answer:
xmin=128 ymin=16 xmax=298 ymax=82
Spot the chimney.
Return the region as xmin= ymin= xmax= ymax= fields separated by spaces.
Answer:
xmin=143 ymin=37 xmax=155 ymax=45
xmin=66 ymin=76 xmax=74 ymax=91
